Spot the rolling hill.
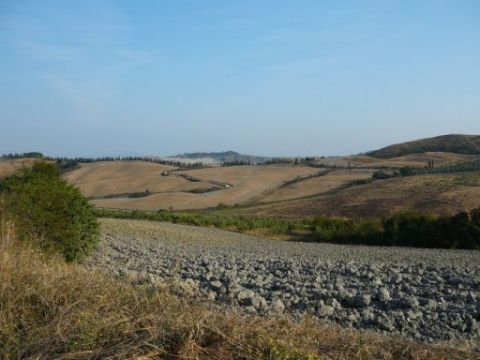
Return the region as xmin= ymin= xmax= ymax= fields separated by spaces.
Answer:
xmin=233 ymin=172 xmax=480 ymax=219
xmin=368 ymin=134 xmax=480 ymax=158
xmin=175 ymin=151 xmax=272 ymax=164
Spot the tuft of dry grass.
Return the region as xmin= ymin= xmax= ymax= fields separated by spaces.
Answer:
xmin=0 ymin=231 xmax=477 ymax=359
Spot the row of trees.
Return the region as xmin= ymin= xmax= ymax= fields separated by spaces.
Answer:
xmin=96 ymin=206 xmax=480 ymax=250
xmin=399 ymin=159 xmax=480 ymax=177
xmin=55 ymin=156 xmax=208 ymax=172
xmin=309 ymin=210 xmax=480 ymax=249
xmin=1 ymin=152 xmax=44 ymax=159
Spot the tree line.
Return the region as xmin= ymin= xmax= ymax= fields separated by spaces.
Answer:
xmin=307 ymin=210 xmax=480 ymax=249
xmin=55 ymin=156 xmax=208 ymax=172
xmin=1 ymin=152 xmax=44 ymax=159
xmin=96 ymin=207 xmax=480 ymax=250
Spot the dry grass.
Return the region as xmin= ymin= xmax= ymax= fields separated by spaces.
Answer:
xmin=90 ymin=165 xmax=319 ymax=211
xmin=0 ymin=158 xmax=43 ymax=178
xmin=66 ymin=159 xmax=480 ymax=215
xmin=238 ymin=173 xmax=480 ymax=219
xmin=175 ymin=165 xmax=320 ymax=206
xmin=64 ymin=161 xmax=219 ymax=198
xmin=1 ymin=227 xmax=476 ymax=359
xmin=258 ymin=170 xmax=373 ymax=203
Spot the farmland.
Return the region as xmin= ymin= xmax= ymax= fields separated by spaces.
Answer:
xmin=2 ymin=149 xmax=480 ymax=219
xmin=256 ymin=169 xmax=374 ymax=203
xmin=72 ymin=163 xmax=321 ymax=210
xmin=2 ymin=136 xmax=480 ymax=358
xmin=58 ymin=153 xmax=480 ymax=218
xmin=242 ymin=172 xmax=480 ymax=218
xmin=63 ymin=161 xmax=181 ymax=197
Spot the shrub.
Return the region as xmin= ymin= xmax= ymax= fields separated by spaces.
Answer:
xmin=1 ymin=161 xmax=99 ymax=261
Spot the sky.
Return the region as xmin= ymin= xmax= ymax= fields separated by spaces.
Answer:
xmin=0 ymin=0 xmax=479 ymax=157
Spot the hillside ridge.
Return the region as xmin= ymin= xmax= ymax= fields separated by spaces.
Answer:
xmin=368 ymin=134 xmax=480 ymax=158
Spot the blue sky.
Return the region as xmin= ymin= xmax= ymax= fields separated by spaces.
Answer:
xmin=0 ymin=0 xmax=479 ymax=157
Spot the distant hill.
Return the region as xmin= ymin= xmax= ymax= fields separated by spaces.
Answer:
xmin=368 ymin=134 xmax=480 ymax=159
xmin=176 ymin=151 xmax=272 ymax=164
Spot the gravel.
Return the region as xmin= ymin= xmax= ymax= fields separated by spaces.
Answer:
xmin=88 ymin=219 xmax=480 ymax=344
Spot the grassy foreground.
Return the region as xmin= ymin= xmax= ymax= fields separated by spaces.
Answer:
xmin=0 ymin=234 xmax=477 ymax=359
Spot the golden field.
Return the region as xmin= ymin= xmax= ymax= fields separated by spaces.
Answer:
xmin=241 ymin=172 xmax=480 ymax=218
xmin=85 ymin=164 xmax=320 ymax=210
xmin=3 ymin=153 xmax=480 ymax=218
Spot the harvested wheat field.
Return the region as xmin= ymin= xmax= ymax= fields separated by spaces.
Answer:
xmin=66 ymin=160 xmax=480 ymax=216
xmin=90 ymin=165 xmax=319 ymax=210
xmin=241 ymin=172 xmax=480 ymax=218
xmin=257 ymin=169 xmax=373 ymax=203
xmin=176 ymin=165 xmax=320 ymax=203
xmin=64 ymin=161 xmax=220 ymax=198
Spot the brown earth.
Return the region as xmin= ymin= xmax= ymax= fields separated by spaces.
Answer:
xmin=64 ymin=157 xmax=480 ymax=217
xmin=256 ymin=169 xmax=374 ymax=203
xmin=79 ymin=164 xmax=319 ymax=210
xmin=63 ymin=161 xmax=217 ymax=198
xmin=234 ymin=172 xmax=480 ymax=219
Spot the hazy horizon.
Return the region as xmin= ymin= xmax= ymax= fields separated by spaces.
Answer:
xmin=1 ymin=1 xmax=479 ymax=157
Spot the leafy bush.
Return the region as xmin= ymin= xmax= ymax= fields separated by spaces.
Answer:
xmin=1 ymin=161 xmax=99 ymax=261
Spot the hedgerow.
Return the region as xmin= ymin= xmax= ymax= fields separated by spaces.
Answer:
xmin=95 ymin=207 xmax=480 ymax=250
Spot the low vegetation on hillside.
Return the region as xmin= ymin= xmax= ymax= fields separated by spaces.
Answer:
xmin=368 ymin=134 xmax=480 ymax=158
xmin=399 ymin=158 xmax=480 ymax=176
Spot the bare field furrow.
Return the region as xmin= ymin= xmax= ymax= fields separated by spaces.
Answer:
xmin=89 ymin=218 xmax=480 ymax=346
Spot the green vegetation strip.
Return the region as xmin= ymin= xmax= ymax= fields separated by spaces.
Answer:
xmin=95 ymin=207 xmax=480 ymax=250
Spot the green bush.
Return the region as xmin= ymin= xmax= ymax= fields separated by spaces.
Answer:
xmin=1 ymin=161 xmax=99 ymax=261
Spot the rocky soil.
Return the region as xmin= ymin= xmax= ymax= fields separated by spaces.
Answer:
xmin=88 ymin=218 xmax=480 ymax=344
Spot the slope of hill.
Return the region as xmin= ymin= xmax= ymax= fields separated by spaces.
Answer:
xmin=368 ymin=134 xmax=480 ymax=158
xmin=234 ymin=172 xmax=480 ymax=219
xmin=347 ymin=152 xmax=477 ymax=169
xmin=89 ymin=165 xmax=319 ymax=210
xmin=62 ymin=161 xmax=216 ymax=198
